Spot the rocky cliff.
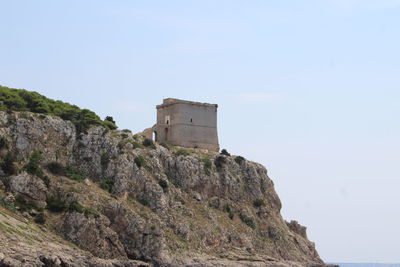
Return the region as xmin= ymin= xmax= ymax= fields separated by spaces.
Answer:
xmin=0 ymin=111 xmax=329 ymax=267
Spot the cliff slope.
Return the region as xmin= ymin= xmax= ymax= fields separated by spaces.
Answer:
xmin=0 ymin=108 xmax=327 ymax=267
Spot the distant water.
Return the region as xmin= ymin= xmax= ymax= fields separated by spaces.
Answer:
xmin=334 ymin=263 xmax=400 ymax=267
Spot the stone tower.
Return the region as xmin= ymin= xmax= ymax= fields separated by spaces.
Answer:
xmin=143 ymin=98 xmax=219 ymax=152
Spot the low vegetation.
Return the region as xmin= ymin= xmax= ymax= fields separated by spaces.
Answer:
xmin=0 ymin=85 xmax=117 ymax=132
xmin=100 ymin=177 xmax=114 ymax=193
xmin=201 ymin=157 xmax=212 ymax=175
xmin=1 ymin=152 xmax=17 ymax=175
xmin=158 ymin=179 xmax=168 ymax=193
xmin=175 ymin=148 xmax=193 ymax=156
xmin=24 ymin=151 xmax=50 ymax=185
xmin=134 ymin=155 xmax=145 ymax=169
xmin=234 ymin=156 xmax=245 ymax=165
xmin=239 ymin=213 xmax=256 ymax=229
xmin=64 ymin=166 xmax=85 ymax=181
xmin=214 ymin=155 xmax=227 ymax=170
xmin=142 ymin=138 xmax=156 ymax=149
xmin=0 ymin=137 xmax=8 ymax=149
xmin=15 ymin=195 xmax=42 ymax=212
xmin=220 ymin=149 xmax=230 ymax=156
xmin=253 ymin=199 xmax=265 ymax=208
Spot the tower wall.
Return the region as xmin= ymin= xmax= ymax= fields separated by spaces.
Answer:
xmin=153 ymin=98 xmax=219 ymax=151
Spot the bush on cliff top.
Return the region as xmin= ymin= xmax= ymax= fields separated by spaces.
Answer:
xmin=0 ymin=85 xmax=117 ymax=132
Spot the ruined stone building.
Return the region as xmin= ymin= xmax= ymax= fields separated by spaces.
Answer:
xmin=142 ymin=98 xmax=219 ymax=152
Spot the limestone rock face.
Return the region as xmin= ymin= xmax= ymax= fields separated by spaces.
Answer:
xmin=0 ymin=111 xmax=331 ymax=267
xmin=9 ymin=172 xmax=47 ymax=206
xmin=61 ymin=211 xmax=127 ymax=259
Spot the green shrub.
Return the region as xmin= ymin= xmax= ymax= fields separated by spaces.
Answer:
xmin=84 ymin=207 xmax=100 ymax=217
xmin=158 ymin=179 xmax=168 ymax=193
xmin=134 ymin=155 xmax=145 ymax=169
xmin=122 ymin=129 xmax=132 ymax=133
xmin=1 ymin=152 xmax=17 ymax=175
xmin=267 ymin=226 xmax=282 ymax=241
xmin=159 ymin=142 xmax=170 ymax=150
xmin=142 ymin=138 xmax=155 ymax=148
xmin=68 ymin=201 xmax=85 ymax=213
xmin=0 ymin=85 xmax=117 ymax=133
xmin=118 ymin=140 xmax=143 ymax=150
xmin=24 ymin=151 xmax=48 ymax=184
xmin=65 ymin=166 xmax=85 ymax=181
xmin=228 ymin=210 xmax=235 ymax=220
xmin=214 ymin=156 xmax=227 ymax=170
xmin=234 ymin=156 xmax=245 ymax=165
xmin=15 ymin=195 xmax=42 ymax=212
xmin=253 ymin=199 xmax=265 ymax=208
xmin=220 ymin=149 xmax=230 ymax=156
xmin=201 ymin=157 xmax=212 ymax=175
xmin=138 ymin=198 xmax=149 ymax=207
xmin=121 ymin=133 xmax=129 ymax=139
xmin=34 ymin=212 xmax=46 ymax=224
xmin=0 ymin=198 xmax=15 ymax=211
xmin=131 ymin=141 xmax=143 ymax=149
xmin=103 ymin=120 xmax=117 ymax=130
xmin=0 ymin=137 xmax=8 ymax=149
xmin=223 ymin=203 xmax=232 ymax=213
xmin=68 ymin=201 xmax=99 ymax=217
xmin=46 ymin=195 xmax=68 ymax=212
xmin=100 ymin=177 xmax=114 ymax=193
xmin=239 ymin=213 xmax=256 ymax=229
xmin=46 ymin=162 xmax=65 ymax=175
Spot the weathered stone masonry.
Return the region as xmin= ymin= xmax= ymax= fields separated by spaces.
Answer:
xmin=142 ymin=98 xmax=220 ymax=152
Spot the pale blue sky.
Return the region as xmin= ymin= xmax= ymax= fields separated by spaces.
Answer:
xmin=1 ymin=0 xmax=400 ymax=263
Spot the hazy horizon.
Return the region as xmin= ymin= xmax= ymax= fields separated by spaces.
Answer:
xmin=1 ymin=0 xmax=399 ymax=263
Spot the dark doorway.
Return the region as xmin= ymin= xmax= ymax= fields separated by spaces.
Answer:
xmin=164 ymin=128 xmax=168 ymax=141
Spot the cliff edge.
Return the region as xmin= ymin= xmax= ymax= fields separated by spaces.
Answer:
xmin=0 ymin=92 xmax=331 ymax=267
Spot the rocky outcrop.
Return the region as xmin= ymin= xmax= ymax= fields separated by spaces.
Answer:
xmin=0 ymin=207 xmax=149 ymax=267
xmin=8 ymin=172 xmax=47 ymax=206
xmin=0 ymin=111 xmax=329 ymax=267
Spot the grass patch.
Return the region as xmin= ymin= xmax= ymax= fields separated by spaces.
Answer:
xmin=0 ymin=221 xmax=37 ymax=241
xmin=175 ymin=148 xmax=193 ymax=156
xmin=15 ymin=195 xmax=43 ymax=212
xmin=201 ymin=156 xmax=213 ymax=175
xmin=65 ymin=166 xmax=85 ymax=181
xmin=239 ymin=213 xmax=256 ymax=229
xmin=0 ymin=198 xmax=15 ymax=211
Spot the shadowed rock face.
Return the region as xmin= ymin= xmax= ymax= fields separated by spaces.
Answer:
xmin=0 ymin=111 xmax=329 ymax=267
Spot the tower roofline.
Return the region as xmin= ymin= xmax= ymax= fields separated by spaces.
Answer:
xmin=156 ymin=98 xmax=218 ymax=109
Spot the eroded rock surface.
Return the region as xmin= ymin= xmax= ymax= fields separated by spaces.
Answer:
xmin=0 ymin=111 xmax=332 ymax=267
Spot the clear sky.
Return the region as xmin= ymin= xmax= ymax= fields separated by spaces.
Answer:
xmin=1 ymin=0 xmax=399 ymax=263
